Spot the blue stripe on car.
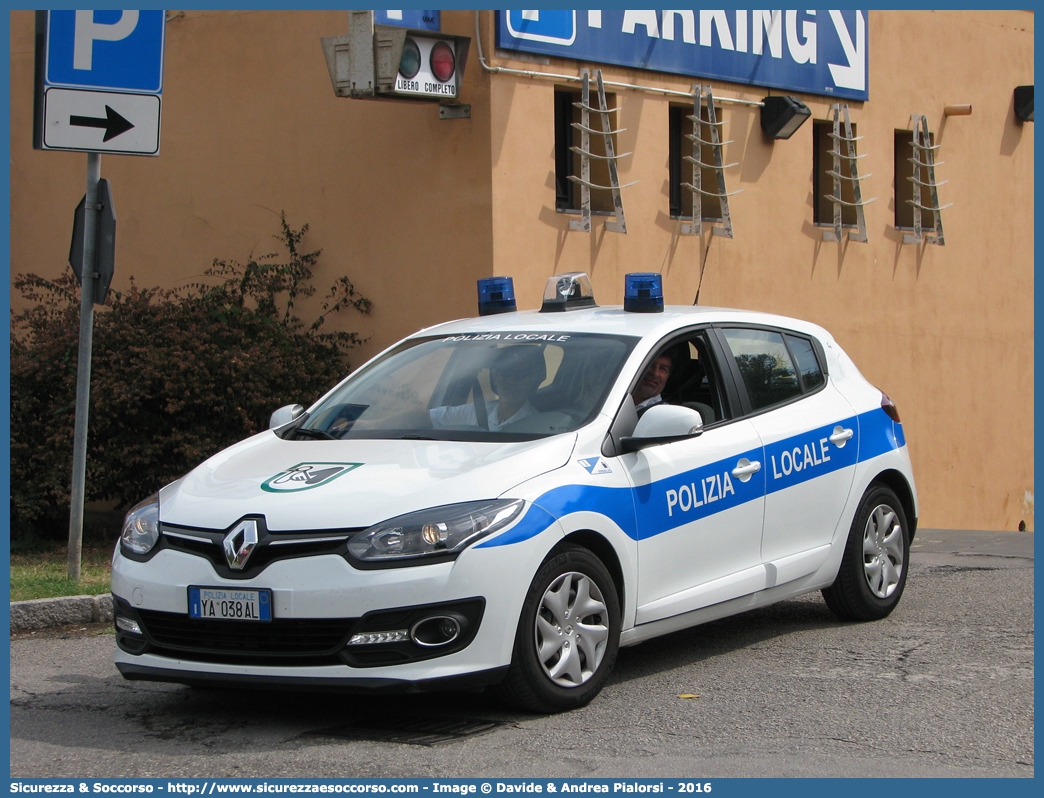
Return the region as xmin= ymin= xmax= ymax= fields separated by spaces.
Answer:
xmin=477 ymin=408 xmax=902 ymax=548
xmin=763 ymin=418 xmax=859 ymax=495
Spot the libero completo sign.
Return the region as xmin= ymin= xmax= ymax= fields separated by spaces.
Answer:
xmin=496 ymin=9 xmax=869 ymax=101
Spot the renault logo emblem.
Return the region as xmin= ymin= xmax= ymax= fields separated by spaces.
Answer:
xmin=223 ymin=520 xmax=259 ymax=570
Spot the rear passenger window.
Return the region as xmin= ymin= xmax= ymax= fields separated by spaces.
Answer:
xmin=721 ymin=329 xmax=801 ymax=411
xmin=785 ymin=334 xmax=825 ymax=391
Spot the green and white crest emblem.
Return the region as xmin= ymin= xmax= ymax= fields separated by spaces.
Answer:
xmin=261 ymin=462 xmax=362 ymax=493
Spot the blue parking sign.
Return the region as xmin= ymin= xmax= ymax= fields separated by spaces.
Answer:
xmin=45 ymin=10 xmax=165 ymax=94
xmin=374 ymin=10 xmax=441 ymax=32
xmin=497 ymin=9 xmax=870 ymax=101
xmin=505 ymin=10 xmax=576 ymax=45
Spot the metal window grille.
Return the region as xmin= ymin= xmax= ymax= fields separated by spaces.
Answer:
xmin=568 ymin=68 xmax=637 ymax=234
xmin=903 ymin=114 xmax=951 ymax=246
xmin=681 ymin=84 xmax=740 ymax=239
xmin=822 ymin=103 xmax=875 ymax=243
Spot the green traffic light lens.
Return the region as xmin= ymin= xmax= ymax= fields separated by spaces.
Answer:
xmin=399 ymin=38 xmax=421 ymax=80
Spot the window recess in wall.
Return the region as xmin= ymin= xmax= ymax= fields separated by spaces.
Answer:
xmin=815 ymin=104 xmax=874 ymax=243
xmin=673 ymin=84 xmax=739 ymax=239
xmin=558 ymin=68 xmax=636 ymax=234
xmin=898 ymin=115 xmax=951 ymax=246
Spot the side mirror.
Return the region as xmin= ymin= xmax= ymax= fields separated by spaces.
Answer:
xmin=269 ymin=404 xmax=304 ymax=430
xmin=620 ymin=404 xmax=703 ymax=453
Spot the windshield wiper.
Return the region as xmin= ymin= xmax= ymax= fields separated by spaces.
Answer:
xmin=292 ymin=428 xmax=337 ymax=441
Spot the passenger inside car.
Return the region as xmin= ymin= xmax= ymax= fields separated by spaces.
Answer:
xmin=430 ymin=344 xmax=546 ymax=431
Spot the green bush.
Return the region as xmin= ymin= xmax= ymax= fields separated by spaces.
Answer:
xmin=10 ymin=214 xmax=371 ymax=543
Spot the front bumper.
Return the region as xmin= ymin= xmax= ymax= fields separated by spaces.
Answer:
xmin=110 ymin=536 xmax=550 ymax=687
xmin=113 ymin=593 xmax=486 ymax=668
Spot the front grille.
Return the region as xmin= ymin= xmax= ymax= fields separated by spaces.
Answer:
xmin=158 ymin=520 xmax=364 ymax=580
xmin=135 ymin=608 xmax=359 ymax=666
xmin=164 ymin=533 xmax=350 ymax=573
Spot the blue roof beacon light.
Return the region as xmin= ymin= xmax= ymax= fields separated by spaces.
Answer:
xmin=539 ymin=272 xmax=597 ymax=312
xmin=477 ymin=276 xmax=517 ymax=316
xmin=624 ymin=273 xmax=664 ymax=313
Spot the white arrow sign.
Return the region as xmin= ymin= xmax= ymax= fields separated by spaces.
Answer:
xmin=42 ymin=87 xmax=161 ymax=155
xmin=827 ymin=10 xmax=866 ymax=92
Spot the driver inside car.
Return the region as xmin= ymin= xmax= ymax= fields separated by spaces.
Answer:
xmin=430 ymin=344 xmax=546 ymax=431
xmin=631 ymin=349 xmax=675 ymax=417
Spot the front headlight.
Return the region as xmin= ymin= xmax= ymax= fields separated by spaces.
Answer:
xmin=120 ymin=494 xmax=160 ymax=555
xmin=348 ymin=499 xmax=525 ymax=564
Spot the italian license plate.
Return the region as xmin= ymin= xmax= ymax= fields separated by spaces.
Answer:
xmin=189 ymin=586 xmax=272 ymax=621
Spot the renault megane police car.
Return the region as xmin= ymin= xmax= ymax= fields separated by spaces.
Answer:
xmin=113 ymin=272 xmax=917 ymax=712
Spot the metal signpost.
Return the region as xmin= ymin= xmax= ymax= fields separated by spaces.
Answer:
xmin=33 ymin=10 xmax=165 ymax=579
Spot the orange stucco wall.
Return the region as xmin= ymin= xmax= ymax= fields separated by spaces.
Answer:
xmin=10 ymin=9 xmax=497 ymax=367
xmin=8 ymin=10 xmax=1034 ymax=531
xmin=485 ymin=10 xmax=1035 ymax=532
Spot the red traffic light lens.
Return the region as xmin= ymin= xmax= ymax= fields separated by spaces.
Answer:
xmin=399 ymin=38 xmax=421 ymax=79
xmin=430 ymin=41 xmax=455 ymax=83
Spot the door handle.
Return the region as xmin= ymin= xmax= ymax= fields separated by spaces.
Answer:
xmin=829 ymin=426 xmax=854 ymax=447
xmin=731 ymin=458 xmax=761 ymax=481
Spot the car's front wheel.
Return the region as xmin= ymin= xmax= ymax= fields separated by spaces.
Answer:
xmin=823 ymin=483 xmax=910 ymax=621
xmin=496 ymin=544 xmax=620 ymax=713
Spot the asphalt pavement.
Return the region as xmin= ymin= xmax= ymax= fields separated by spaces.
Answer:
xmin=10 ymin=527 xmax=1034 ymax=778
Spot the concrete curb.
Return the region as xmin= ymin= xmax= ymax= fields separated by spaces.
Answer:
xmin=10 ymin=594 xmax=113 ymax=632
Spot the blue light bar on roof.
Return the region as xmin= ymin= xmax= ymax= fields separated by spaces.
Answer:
xmin=477 ymin=276 xmax=517 ymax=316
xmin=624 ymin=273 xmax=664 ymax=313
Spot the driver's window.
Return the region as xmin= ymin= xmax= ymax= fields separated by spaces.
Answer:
xmin=656 ymin=332 xmax=727 ymax=424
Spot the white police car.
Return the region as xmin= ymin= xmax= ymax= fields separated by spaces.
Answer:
xmin=113 ymin=272 xmax=917 ymax=712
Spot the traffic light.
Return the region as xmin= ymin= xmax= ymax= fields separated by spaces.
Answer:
xmin=321 ymin=12 xmax=470 ymax=106
xmin=392 ymin=34 xmax=465 ymax=100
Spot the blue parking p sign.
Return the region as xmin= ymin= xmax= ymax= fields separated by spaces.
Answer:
xmin=374 ymin=10 xmax=441 ymax=32
xmin=45 ymin=10 xmax=165 ymax=94
xmin=505 ymin=10 xmax=576 ymax=45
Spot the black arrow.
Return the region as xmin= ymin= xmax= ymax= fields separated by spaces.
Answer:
xmin=69 ymin=105 xmax=135 ymax=142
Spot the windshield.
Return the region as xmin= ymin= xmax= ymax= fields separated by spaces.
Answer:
xmin=294 ymin=331 xmax=639 ymax=442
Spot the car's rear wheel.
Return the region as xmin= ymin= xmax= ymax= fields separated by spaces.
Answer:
xmin=496 ymin=544 xmax=620 ymax=713
xmin=823 ymin=483 xmax=910 ymax=621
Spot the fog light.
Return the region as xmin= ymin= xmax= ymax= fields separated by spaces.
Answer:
xmin=411 ymin=615 xmax=462 ymax=647
xmin=116 ymin=616 xmax=142 ymax=635
xmin=347 ymin=629 xmax=410 ymax=645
